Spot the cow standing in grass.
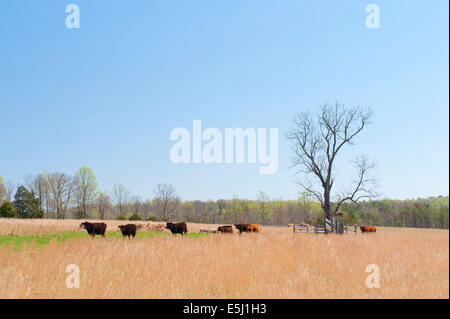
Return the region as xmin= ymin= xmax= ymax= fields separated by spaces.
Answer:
xmin=234 ymin=224 xmax=251 ymax=234
xmin=118 ymin=224 xmax=137 ymax=239
xmin=80 ymin=222 xmax=107 ymax=238
xmin=166 ymin=222 xmax=187 ymax=236
xmin=217 ymin=225 xmax=233 ymax=234
xmin=360 ymin=225 xmax=377 ymax=233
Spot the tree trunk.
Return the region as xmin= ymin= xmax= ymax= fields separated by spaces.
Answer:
xmin=323 ymin=187 xmax=331 ymax=220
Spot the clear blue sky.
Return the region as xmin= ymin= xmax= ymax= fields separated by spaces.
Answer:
xmin=1 ymin=0 xmax=448 ymax=201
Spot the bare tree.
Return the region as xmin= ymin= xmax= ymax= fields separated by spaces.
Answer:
xmin=207 ymin=200 xmax=218 ymax=224
xmin=111 ymin=183 xmax=130 ymax=216
xmin=96 ymin=192 xmax=111 ymax=220
xmin=142 ymin=199 xmax=152 ymax=220
xmin=130 ymin=196 xmax=142 ymax=216
xmin=287 ymin=101 xmax=377 ymax=221
xmin=154 ymin=183 xmax=177 ymax=221
xmin=46 ymin=172 xmax=73 ymax=219
xmin=5 ymin=180 xmax=17 ymax=202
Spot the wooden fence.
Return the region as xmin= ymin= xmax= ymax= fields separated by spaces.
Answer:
xmin=293 ymin=224 xmax=327 ymax=234
xmin=344 ymin=225 xmax=359 ymax=233
xmin=293 ymin=222 xmax=360 ymax=234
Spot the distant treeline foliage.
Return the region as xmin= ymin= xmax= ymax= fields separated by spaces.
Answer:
xmin=0 ymin=173 xmax=448 ymax=229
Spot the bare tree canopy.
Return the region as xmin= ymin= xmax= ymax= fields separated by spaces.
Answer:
xmin=46 ymin=172 xmax=73 ymax=219
xmin=287 ymin=101 xmax=377 ymax=220
xmin=4 ymin=180 xmax=17 ymax=202
xmin=155 ymin=183 xmax=177 ymax=221
xmin=130 ymin=196 xmax=142 ymax=216
xmin=96 ymin=192 xmax=111 ymax=220
xmin=111 ymin=183 xmax=130 ymax=216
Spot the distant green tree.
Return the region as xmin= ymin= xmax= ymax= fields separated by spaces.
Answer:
xmin=0 ymin=201 xmax=17 ymax=218
xmin=73 ymin=210 xmax=85 ymax=219
xmin=128 ymin=213 xmax=142 ymax=221
xmin=13 ymin=185 xmax=44 ymax=218
xmin=257 ymin=191 xmax=270 ymax=224
xmin=0 ymin=176 xmax=7 ymax=203
xmin=116 ymin=214 xmax=127 ymax=220
xmin=73 ymin=167 xmax=99 ymax=219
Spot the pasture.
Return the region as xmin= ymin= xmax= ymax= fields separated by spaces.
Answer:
xmin=0 ymin=218 xmax=448 ymax=299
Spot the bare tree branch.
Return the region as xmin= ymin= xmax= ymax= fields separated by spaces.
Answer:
xmin=332 ymin=155 xmax=378 ymax=215
xmin=155 ymin=183 xmax=177 ymax=221
xmin=287 ymin=101 xmax=376 ymax=220
xmin=112 ymin=183 xmax=130 ymax=216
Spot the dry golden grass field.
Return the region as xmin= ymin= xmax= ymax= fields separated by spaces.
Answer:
xmin=0 ymin=218 xmax=448 ymax=299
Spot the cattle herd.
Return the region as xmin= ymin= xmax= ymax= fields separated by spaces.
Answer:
xmin=79 ymin=221 xmax=376 ymax=238
xmin=79 ymin=222 xmax=261 ymax=238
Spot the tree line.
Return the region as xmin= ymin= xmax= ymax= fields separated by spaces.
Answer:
xmin=0 ymin=172 xmax=448 ymax=229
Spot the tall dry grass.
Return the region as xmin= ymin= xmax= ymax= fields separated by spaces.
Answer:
xmin=0 ymin=219 xmax=448 ymax=298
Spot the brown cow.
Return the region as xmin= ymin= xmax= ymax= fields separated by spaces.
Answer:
xmin=359 ymin=225 xmax=377 ymax=233
xmin=118 ymin=224 xmax=137 ymax=239
xmin=249 ymin=224 xmax=259 ymax=232
xmin=80 ymin=222 xmax=107 ymax=238
xmin=217 ymin=225 xmax=233 ymax=233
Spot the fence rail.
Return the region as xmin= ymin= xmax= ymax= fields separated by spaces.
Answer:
xmin=293 ymin=224 xmax=327 ymax=234
xmin=344 ymin=225 xmax=359 ymax=233
xmin=293 ymin=223 xmax=360 ymax=234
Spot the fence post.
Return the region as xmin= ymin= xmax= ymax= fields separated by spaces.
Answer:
xmin=336 ymin=219 xmax=344 ymax=234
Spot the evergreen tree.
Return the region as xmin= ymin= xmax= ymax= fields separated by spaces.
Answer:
xmin=0 ymin=201 xmax=16 ymax=218
xmin=13 ymin=185 xmax=43 ymax=218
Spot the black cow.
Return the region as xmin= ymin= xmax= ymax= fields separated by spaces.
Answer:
xmin=118 ymin=224 xmax=137 ymax=239
xmin=80 ymin=222 xmax=107 ymax=238
xmin=166 ymin=222 xmax=187 ymax=236
xmin=217 ymin=225 xmax=233 ymax=233
xmin=234 ymin=224 xmax=251 ymax=234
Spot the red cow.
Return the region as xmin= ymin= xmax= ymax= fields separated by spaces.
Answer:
xmin=360 ymin=225 xmax=377 ymax=233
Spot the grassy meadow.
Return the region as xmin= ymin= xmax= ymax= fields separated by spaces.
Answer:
xmin=0 ymin=218 xmax=448 ymax=299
